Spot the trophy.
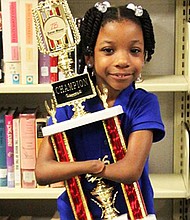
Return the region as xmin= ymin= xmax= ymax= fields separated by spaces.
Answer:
xmin=33 ymin=1 xmax=149 ymax=219
xmin=32 ymin=1 xmax=123 ymax=219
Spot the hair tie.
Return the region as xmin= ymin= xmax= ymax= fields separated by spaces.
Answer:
xmin=94 ymin=1 xmax=111 ymax=13
xmin=126 ymin=3 xmax=143 ymax=17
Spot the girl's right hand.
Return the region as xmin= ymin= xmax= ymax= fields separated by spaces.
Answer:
xmin=86 ymin=160 xmax=105 ymax=174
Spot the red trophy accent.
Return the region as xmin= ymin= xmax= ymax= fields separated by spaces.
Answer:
xmin=103 ymin=117 xmax=148 ymax=219
xmin=51 ymin=132 xmax=92 ymax=220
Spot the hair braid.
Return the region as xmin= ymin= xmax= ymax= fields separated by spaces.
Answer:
xmin=77 ymin=7 xmax=103 ymax=74
xmin=139 ymin=9 xmax=155 ymax=62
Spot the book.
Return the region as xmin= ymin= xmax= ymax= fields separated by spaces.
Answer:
xmin=0 ymin=11 xmax=3 ymax=65
xmin=0 ymin=12 xmax=4 ymax=83
xmin=1 ymin=0 xmax=21 ymax=84
xmin=1 ymin=0 xmax=20 ymax=62
xmin=38 ymin=53 xmax=50 ymax=84
xmin=19 ymin=0 xmax=38 ymax=85
xmin=5 ymin=107 xmax=18 ymax=187
xmin=19 ymin=107 xmax=39 ymax=188
xmin=35 ymin=116 xmax=49 ymax=188
xmin=0 ymin=108 xmax=8 ymax=187
xmin=13 ymin=115 xmax=21 ymax=188
xmin=3 ymin=61 xmax=21 ymax=84
xmin=50 ymin=56 xmax=58 ymax=82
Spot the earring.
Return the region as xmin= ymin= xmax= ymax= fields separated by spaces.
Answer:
xmin=136 ymin=73 xmax=143 ymax=83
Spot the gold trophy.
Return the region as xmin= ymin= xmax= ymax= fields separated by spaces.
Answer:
xmin=32 ymin=1 xmax=124 ymax=219
xmin=32 ymin=0 xmax=97 ymax=118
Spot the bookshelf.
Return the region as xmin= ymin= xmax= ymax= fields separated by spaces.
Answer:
xmin=0 ymin=0 xmax=190 ymax=219
xmin=0 ymin=74 xmax=188 ymax=93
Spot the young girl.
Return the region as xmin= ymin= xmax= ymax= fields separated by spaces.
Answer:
xmin=35 ymin=2 xmax=165 ymax=219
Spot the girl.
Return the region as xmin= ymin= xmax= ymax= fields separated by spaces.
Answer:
xmin=35 ymin=2 xmax=165 ymax=219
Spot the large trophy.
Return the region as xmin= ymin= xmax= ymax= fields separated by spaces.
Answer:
xmin=33 ymin=1 xmax=149 ymax=219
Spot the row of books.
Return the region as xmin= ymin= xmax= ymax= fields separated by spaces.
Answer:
xmin=0 ymin=0 xmax=83 ymax=85
xmin=0 ymin=0 xmax=61 ymax=85
xmin=0 ymin=106 xmax=51 ymax=188
xmin=1 ymin=53 xmax=59 ymax=85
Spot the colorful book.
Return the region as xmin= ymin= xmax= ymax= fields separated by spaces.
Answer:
xmin=1 ymin=0 xmax=20 ymax=62
xmin=1 ymin=0 xmax=21 ymax=84
xmin=19 ymin=107 xmax=39 ymax=188
xmin=5 ymin=107 xmax=18 ymax=187
xmin=38 ymin=53 xmax=50 ymax=84
xmin=0 ymin=108 xmax=8 ymax=187
xmin=13 ymin=115 xmax=21 ymax=188
xmin=19 ymin=0 xmax=38 ymax=84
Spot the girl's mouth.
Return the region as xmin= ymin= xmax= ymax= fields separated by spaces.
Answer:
xmin=110 ymin=73 xmax=133 ymax=79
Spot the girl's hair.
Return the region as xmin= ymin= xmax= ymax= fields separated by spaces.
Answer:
xmin=77 ymin=3 xmax=155 ymax=76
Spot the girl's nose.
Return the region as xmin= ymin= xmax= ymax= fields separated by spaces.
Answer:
xmin=115 ymin=51 xmax=130 ymax=68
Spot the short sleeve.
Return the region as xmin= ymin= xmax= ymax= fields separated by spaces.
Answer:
xmin=129 ymin=90 xmax=165 ymax=142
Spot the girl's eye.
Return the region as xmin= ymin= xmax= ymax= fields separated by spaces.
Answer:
xmin=102 ymin=47 xmax=114 ymax=54
xmin=131 ymin=48 xmax=141 ymax=54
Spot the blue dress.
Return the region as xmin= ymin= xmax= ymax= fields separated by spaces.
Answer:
xmin=48 ymin=84 xmax=165 ymax=220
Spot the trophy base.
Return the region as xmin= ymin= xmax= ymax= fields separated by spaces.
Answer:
xmin=42 ymin=105 xmax=123 ymax=136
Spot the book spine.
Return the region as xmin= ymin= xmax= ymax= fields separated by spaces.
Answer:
xmin=1 ymin=0 xmax=20 ymax=62
xmin=36 ymin=118 xmax=49 ymax=188
xmin=3 ymin=61 xmax=21 ymax=84
xmin=13 ymin=118 xmax=21 ymax=188
xmin=19 ymin=0 xmax=38 ymax=85
xmin=5 ymin=114 xmax=15 ymax=187
xmin=1 ymin=0 xmax=21 ymax=84
xmin=50 ymin=56 xmax=58 ymax=82
xmin=0 ymin=11 xmax=3 ymax=84
xmin=0 ymin=115 xmax=7 ymax=187
xmin=20 ymin=114 xmax=36 ymax=188
xmin=38 ymin=53 xmax=50 ymax=84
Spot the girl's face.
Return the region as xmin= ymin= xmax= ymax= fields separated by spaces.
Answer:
xmin=92 ymin=19 xmax=144 ymax=98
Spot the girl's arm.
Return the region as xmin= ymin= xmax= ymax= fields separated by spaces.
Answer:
xmin=35 ymin=136 xmax=105 ymax=186
xmin=95 ymin=130 xmax=153 ymax=184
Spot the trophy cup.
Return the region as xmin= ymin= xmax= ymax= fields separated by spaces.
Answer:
xmin=33 ymin=1 xmax=150 ymax=219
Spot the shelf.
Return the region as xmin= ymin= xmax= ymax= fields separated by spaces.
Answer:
xmin=150 ymin=174 xmax=187 ymax=199
xmin=0 ymin=173 xmax=187 ymax=199
xmin=0 ymin=187 xmax=64 ymax=199
xmin=0 ymin=75 xmax=188 ymax=93
xmin=0 ymin=84 xmax=53 ymax=94
xmin=136 ymin=75 xmax=188 ymax=92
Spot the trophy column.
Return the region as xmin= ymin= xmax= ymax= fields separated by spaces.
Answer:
xmin=32 ymin=1 xmax=95 ymax=219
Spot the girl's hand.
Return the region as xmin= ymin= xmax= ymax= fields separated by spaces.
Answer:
xmin=85 ymin=160 xmax=105 ymax=174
